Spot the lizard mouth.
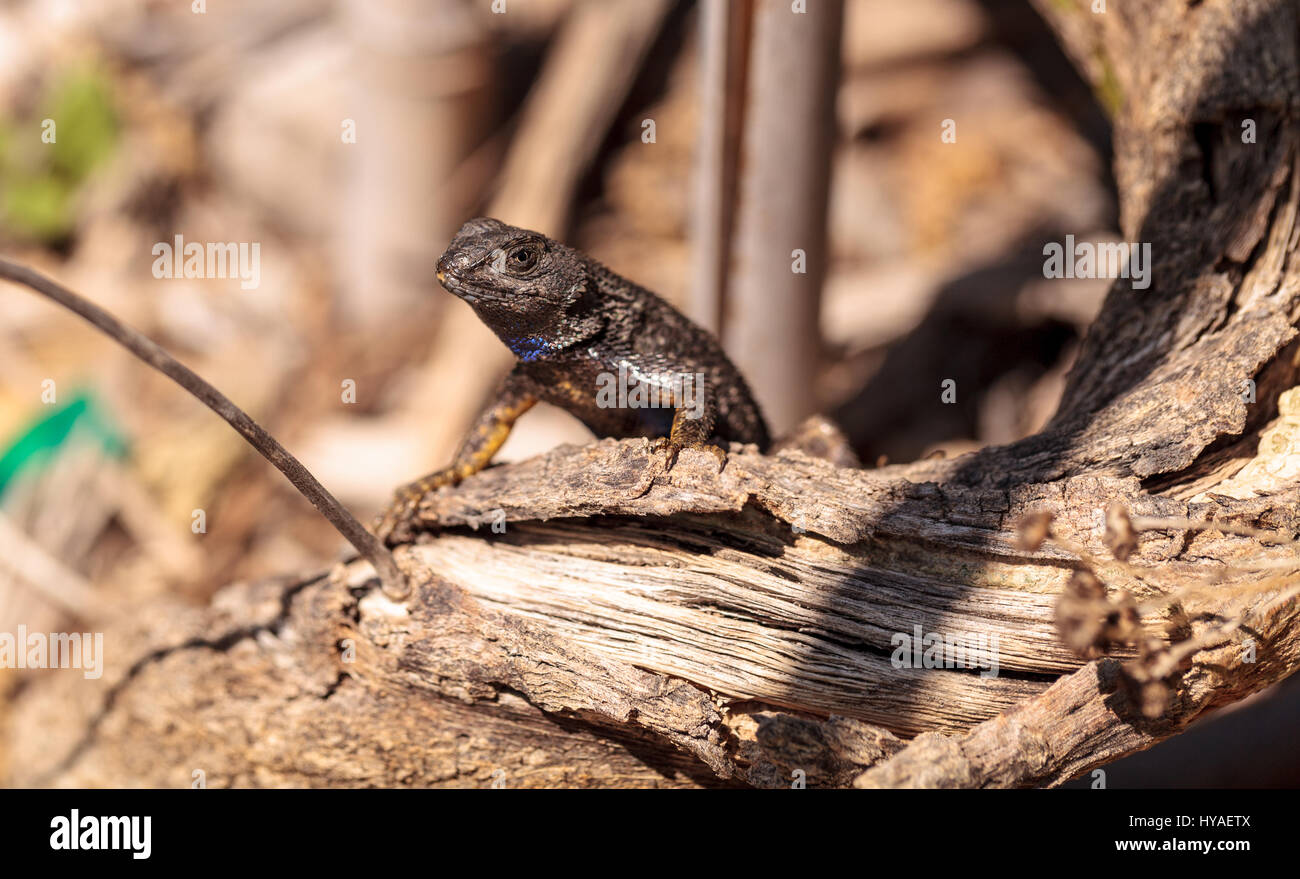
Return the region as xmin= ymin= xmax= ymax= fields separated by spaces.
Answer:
xmin=436 ymin=257 xmax=485 ymax=302
xmin=436 ymin=263 xmax=470 ymax=298
xmin=436 ymin=254 xmax=518 ymax=306
xmin=438 ymin=271 xmax=504 ymax=307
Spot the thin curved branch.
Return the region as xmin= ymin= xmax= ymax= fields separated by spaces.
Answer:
xmin=0 ymin=258 xmax=408 ymax=600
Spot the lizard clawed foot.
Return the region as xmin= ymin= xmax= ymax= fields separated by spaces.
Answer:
xmin=372 ymin=469 xmax=462 ymax=546
xmin=649 ymin=436 xmax=680 ymax=469
xmin=651 ymin=437 xmax=727 ymax=473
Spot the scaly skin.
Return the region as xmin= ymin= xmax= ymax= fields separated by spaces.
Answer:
xmin=375 ymin=217 xmax=770 ymax=544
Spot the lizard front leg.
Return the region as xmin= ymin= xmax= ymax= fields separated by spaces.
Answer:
xmin=647 ymin=370 xmax=725 ymax=470
xmin=374 ymin=369 xmax=537 ymax=545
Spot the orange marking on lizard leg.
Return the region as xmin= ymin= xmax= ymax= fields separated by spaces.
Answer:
xmin=374 ymin=392 xmax=537 ymax=545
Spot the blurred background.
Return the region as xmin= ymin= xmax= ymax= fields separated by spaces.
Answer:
xmin=0 ymin=0 xmax=1291 ymax=786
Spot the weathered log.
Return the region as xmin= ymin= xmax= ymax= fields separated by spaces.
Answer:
xmin=10 ymin=433 xmax=1300 ymax=787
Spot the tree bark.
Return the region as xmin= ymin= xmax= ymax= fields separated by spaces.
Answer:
xmin=8 ymin=0 xmax=1300 ymax=788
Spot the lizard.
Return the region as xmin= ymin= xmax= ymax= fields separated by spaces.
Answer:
xmin=373 ymin=216 xmax=771 ymax=545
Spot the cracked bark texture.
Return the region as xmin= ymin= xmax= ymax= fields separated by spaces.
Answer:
xmin=7 ymin=0 xmax=1300 ymax=787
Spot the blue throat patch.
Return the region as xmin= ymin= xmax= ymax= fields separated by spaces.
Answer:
xmin=508 ymin=335 xmax=550 ymax=362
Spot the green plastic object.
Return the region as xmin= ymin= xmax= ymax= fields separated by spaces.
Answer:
xmin=0 ymin=391 xmax=127 ymax=501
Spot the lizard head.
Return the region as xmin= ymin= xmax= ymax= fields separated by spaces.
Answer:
xmin=436 ymin=217 xmax=602 ymax=358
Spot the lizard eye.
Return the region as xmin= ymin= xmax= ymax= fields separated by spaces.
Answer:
xmin=504 ymin=244 xmax=540 ymax=274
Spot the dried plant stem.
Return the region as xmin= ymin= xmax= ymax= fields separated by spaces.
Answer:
xmin=0 ymin=258 xmax=409 ymax=600
xmin=1043 ymin=511 xmax=1300 ymax=627
xmin=1130 ymin=515 xmax=1298 ymax=544
xmin=1160 ymin=580 xmax=1300 ymax=667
